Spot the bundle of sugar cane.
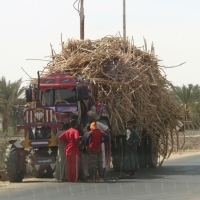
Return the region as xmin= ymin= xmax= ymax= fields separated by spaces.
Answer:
xmin=39 ymin=36 xmax=183 ymax=164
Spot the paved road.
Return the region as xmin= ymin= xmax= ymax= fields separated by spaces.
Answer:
xmin=1 ymin=153 xmax=200 ymax=200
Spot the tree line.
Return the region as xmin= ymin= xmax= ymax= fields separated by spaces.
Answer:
xmin=0 ymin=77 xmax=25 ymax=135
xmin=171 ymin=84 xmax=200 ymax=129
xmin=0 ymin=76 xmax=200 ymax=135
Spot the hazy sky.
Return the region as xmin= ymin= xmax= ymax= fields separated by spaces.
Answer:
xmin=0 ymin=0 xmax=200 ymax=86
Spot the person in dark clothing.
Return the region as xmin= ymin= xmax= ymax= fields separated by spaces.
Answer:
xmin=123 ymin=120 xmax=140 ymax=178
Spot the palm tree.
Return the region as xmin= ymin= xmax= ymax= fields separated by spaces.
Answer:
xmin=172 ymin=84 xmax=200 ymax=129
xmin=0 ymin=77 xmax=25 ymax=134
xmin=173 ymin=84 xmax=200 ymax=107
xmin=9 ymin=98 xmax=26 ymax=134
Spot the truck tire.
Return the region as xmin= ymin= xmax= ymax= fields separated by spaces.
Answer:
xmin=146 ymin=138 xmax=158 ymax=168
xmin=5 ymin=145 xmax=26 ymax=182
xmin=138 ymin=134 xmax=158 ymax=168
xmin=138 ymin=150 xmax=148 ymax=168
xmin=111 ymin=135 xmax=125 ymax=172
xmin=30 ymin=147 xmax=57 ymax=178
xmin=138 ymin=135 xmax=148 ymax=168
xmin=112 ymin=153 xmax=122 ymax=172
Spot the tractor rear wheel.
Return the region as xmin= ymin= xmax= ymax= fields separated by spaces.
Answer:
xmin=5 ymin=145 xmax=26 ymax=182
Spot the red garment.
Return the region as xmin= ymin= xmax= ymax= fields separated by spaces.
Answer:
xmin=66 ymin=154 xmax=79 ymax=182
xmin=59 ymin=128 xmax=79 ymax=156
xmin=88 ymin=129 xmax=104 ymax=150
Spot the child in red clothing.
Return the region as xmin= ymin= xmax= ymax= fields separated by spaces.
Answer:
xmin=59 ymin=119 xmax=80 ymax=182
xmin=86 ymin=122 xmax=109 ymax=182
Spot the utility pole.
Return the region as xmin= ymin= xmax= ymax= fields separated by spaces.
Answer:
xmin=123 ymin=0 xmax=126 ymax=39
xmin=80 ymin=0 xmax=84 ymax=40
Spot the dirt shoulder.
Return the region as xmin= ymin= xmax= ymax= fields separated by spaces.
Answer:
xmin=170 ymin=151 xmax=200 ymax=160
xmin=172 ymin=130 xmax=200 ymax=152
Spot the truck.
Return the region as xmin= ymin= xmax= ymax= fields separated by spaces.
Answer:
xmin=5 ymin=71 xmax=159 ymax=182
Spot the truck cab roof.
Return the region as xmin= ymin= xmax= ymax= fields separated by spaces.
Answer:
xmin=40 ymin=72 xmax=90 ymax=90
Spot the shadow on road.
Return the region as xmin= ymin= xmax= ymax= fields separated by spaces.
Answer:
xmin=6 ymin=160 xmax=200 ymax=184
xmin=107 ymin=164 xmax=200 ymax=182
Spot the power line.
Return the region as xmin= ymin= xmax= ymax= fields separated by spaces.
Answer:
xmin=73 ymin=0 xmax=80 ymax=15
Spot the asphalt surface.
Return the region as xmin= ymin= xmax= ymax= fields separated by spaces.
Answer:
xmin=1 ymin=153 xmax=200 ymax=200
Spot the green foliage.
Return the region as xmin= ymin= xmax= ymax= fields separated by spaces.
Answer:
xmin=9 ymin=98 xmax=26 ymax=135
xmin=0 ymin=127 xmax=24 ymax=137
xmin=173 ymin=84 xmax=200 ymax=107
xmin=0 ymin=76 xmax=25 ymax=134
xmin=171 ymin=84 xmax=200 ymax=129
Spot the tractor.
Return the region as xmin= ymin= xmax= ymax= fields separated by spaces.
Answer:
xmin=5 ymin=72 xmax=111 ymax=182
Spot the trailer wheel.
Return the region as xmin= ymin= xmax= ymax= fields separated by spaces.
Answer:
xmin=147 ymin=138 xmax=158 ymax=168
xmin=112 ymin=153 xmax=122 ymax=172
xmin=111 ymin=135 xmax=125 ymax=172
xmin=138 ymin=154 xmax=148 ymax=168
xmin=5 ymin=145 xmax=26 ymax=182
xmin=138 ymin=135 xmax=148 ymax=168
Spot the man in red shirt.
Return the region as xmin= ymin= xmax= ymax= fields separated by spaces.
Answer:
xmin=59 ymin=119 xmax=80 ymax=182
xmin=86 ymin=122 xmax=109 ymax=182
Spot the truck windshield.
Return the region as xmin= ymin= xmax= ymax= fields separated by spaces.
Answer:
xmin=41 ymin=89 xmax=76 ymax=106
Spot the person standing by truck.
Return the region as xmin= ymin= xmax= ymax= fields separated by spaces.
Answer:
xmin=86 ymin=122 xmax=109 ymax=182
xmin=85 ymin=106 xmax=110 ymax=177
xmin=54 ymin=122 xmax=70 ymax=182
xmin=59 ymin=119 xmax=80 ymax=182
xmin=69 ymin=112 xmax=86 ymax=181
xmin=123 ymin=120 xmax=140 ymax=178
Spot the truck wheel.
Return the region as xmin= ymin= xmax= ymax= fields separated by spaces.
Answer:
xmin=112 ymin=153 xmax=122 ymax=172
xmin=147 ymin=138 xmax=158 ymax=168
xmin=138 ymin=154 xmax=148 ymax=168
xmin=30 ymin=148 xmax=56 ymax=178
xmin=137 ymin=136 xmax=148 ymax=168
xmin=111 ymin=136 xmax=125 ymax=172
xmin=5 ymin=145 xmax=26 ymax=182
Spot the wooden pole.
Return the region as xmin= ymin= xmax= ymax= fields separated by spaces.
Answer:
xmin=80 ymin=0 xmax=84 ymax=40
xmin=123 ymin=0 xmax=126 ymax=39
